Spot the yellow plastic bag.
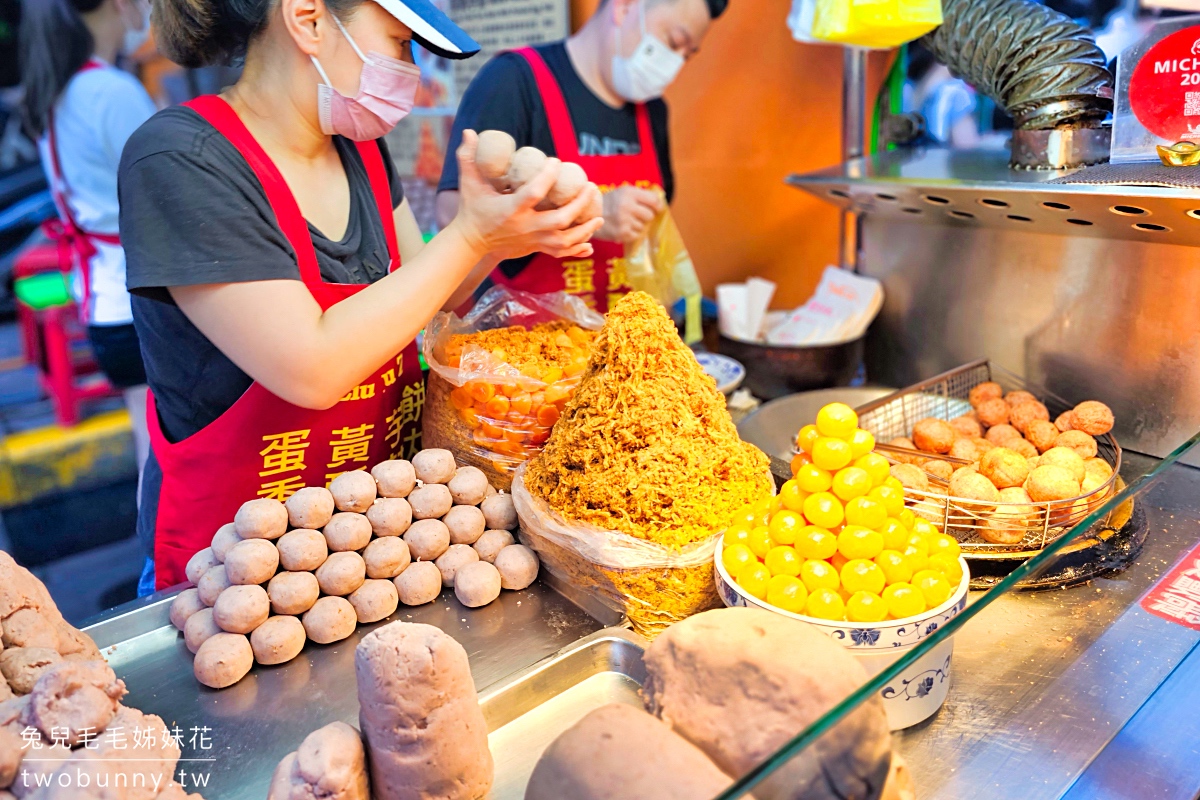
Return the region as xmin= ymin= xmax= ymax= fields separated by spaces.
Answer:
xmin=812 ymin=0 xmax=942 ymax=49
xmin=623 ymin=203 xmax=703 ymax=344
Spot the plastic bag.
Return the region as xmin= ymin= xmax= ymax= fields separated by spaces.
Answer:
xmin=422 ymin=287 xmax=604 ymax=490
xmin=788 ymin=0 xmax=821 ymax=43
xmin=623 ymin=204 xmax=703 ymax=344
xmin=511 ymin=467 xmax=723 ymax=638
xmin=811 ymin=0 xmax=942 ymax=49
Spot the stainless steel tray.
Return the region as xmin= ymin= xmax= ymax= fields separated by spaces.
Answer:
xmin=483 ymin=628 xmax=648 ymax=799
xmin=85 ymin=582 xmax=606 ymax=799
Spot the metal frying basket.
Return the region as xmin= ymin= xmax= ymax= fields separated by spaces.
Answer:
xmin=852 ymin=360 xmax=1122 ymax=556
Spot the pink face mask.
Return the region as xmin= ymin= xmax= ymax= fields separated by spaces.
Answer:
xmin=311 ymin=16 xmax=421 ymax=141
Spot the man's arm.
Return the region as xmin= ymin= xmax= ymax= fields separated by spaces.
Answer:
xmin=436 ymin=189 xmax=460 ymax=231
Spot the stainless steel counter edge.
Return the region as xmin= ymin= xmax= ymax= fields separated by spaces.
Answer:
xmin=478 ymin=627 xmax=648 ymax=731
xmin=84 ymin=592 xmax=174 ymax=649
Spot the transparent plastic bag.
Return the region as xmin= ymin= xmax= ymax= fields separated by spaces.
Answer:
xmin=789 ymin=0 xmax=822 ymax=43
xmin=811 ymin=0 xmax=942 ymax=49
xmin=422 ymin=287 xmax=604 ymax=490
xmin=623 ymin=204 xmax=703 ymax=344
xmin=511 ymin=467 xmax=726 ymax=638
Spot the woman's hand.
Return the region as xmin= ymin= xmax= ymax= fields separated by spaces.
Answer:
xmin=449 ymin=130 xmax=604 ymax=262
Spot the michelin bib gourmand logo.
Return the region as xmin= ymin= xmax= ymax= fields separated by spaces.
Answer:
xmin=1150 ymin=38 xmax=1200 ymax=132
xmin=1151 ymin=37 xmax=1200 ymax=76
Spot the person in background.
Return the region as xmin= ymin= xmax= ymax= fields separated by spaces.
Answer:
xmin=18 ymin=0 xmax=155 ymax=485
xmin=904 ymin=45 xmax=980 ymax=149
xmin=436 ymin=0 xmax=725 ymax=312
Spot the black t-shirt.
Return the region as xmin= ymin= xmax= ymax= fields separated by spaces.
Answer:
xmin=118 ymin=106 xmax=403 ymax=564
xmin=120 ymin=106 xmax=404 ymax=442
xmin=438 ymin=42 xmax=673 ymax=279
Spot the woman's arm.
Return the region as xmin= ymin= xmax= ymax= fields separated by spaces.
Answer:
xmin=172 ymin=133 xmax=602 ymax=410
xmin=171 ymin=221 xmax=483 ymax=409
xmin=395 ymin=194 xmax=494 ymax=311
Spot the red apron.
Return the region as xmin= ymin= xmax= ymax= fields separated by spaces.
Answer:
xmin=150 ymin=95 xmax=425 ymax=590
xmin=44 ymin=59 xmax=121 ymax=324
xmin=489 ymin=47 xmax=665 ymax=314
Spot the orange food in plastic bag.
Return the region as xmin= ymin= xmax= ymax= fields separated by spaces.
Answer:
xmin=422 ymin=287 xmax=604 ymax=490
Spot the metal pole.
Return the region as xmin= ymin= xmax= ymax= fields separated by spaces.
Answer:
xmin=842 ymin=47 xmax=867 ymax=160
xmin=839 ymin=47 xmax=868 ymax=270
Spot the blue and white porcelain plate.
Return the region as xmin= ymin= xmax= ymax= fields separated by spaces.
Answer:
xmin=695 ymin=352 xmax=745 ymax=395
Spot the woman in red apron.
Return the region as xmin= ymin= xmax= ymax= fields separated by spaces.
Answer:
xmin=39 ymin=60 xmax=122 ymax=326
xmin=19 ymin=0 xmax=157 ymax=461
xmin=434 ymin=0 xmax=726 ymax=312
xmin=123 ymin=0 xmax=601 ymax=591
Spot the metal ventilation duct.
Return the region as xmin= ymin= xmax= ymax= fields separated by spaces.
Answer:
xmin=921 ymin=0 xmax=1114 ymax=131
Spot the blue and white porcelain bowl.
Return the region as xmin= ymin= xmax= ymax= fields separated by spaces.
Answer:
xmin=694 ymin=352 xmax=746 ymax=395
xmin=714 ymin=539 xmax=970 ymax=730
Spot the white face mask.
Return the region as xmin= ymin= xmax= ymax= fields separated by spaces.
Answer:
xmin=121 ymin=0 xmax=151 ymax=56
xmin=611 ymin=0 xmax=685 ymax=103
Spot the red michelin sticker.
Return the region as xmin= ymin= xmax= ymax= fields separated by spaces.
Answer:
xmin=1141 ymin=540 xmax=1200 ymax=631
xmin=1130 ymin=25 xmax=1200 ymax=142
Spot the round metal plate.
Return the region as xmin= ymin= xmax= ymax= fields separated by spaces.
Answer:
xmin=967 ymin=481 xmax=1145 ymax=590
xmin=736 ymin=387 xmax=895 ymax=462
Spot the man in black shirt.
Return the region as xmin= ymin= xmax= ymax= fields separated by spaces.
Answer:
xmin=437 ymin=0 xmax=727 ymax=311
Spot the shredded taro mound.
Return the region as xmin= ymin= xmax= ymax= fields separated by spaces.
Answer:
xmin=525 ymin=292 xmax=772 ymax=548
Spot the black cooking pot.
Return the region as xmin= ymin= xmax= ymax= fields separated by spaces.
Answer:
xmin=716 ymin=334 xmax=865 ymax=400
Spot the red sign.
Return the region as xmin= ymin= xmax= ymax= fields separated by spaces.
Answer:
xmin=1141 ymin=540 xmax=1200 ymax=631
xmin=1130 ymin=25 xmax=1200 ymax=142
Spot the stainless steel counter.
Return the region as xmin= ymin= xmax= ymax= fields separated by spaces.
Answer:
xmin=897 ymin=453 xmax=1200 ymax=799
xmin=89 ymin=582 xmax=603 ymax=798
xmin=83 ymin=453 xmax=1200 ymax=800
